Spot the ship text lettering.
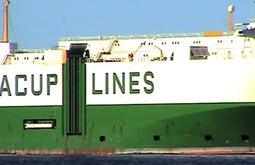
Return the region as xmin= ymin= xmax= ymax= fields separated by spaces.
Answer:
xmin=92 ymin=71 xmax=154 ymax=95
xmin=0 ymin=74 xmax=58 ymax=96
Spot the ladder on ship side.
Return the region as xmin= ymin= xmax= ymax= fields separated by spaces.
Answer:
xmin=63 ymin=43 xmax=87 ymax=136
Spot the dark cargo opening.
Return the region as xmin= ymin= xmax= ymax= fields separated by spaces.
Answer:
xmin=190 ymin=46 xmax=210 ymax=60
xmin=204 ymin=134 xmax=213 ymax=141
xmin=100 ymin=136 xmax=106 ymax=142
xmin=241 ymin=134 xmax=249 ymax=142
xmin=153 ymin=135 xmax=161 ymax=141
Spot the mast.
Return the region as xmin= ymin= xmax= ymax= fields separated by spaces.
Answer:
xmin=227 ymin=4 xmax=235 ymax=32
xmin=2 ymin=0 xmax=9 ymax=42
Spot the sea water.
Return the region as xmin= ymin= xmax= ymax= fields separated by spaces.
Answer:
xmin=0 ymin=155 xmax=255 ymax=165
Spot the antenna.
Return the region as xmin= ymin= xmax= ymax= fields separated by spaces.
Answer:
xmin=2 ymin=0 xmax=9 ymax=42
xmin=227 ymin=4 xmax=235 ymax=32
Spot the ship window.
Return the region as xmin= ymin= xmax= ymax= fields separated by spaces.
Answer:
xmin=193 ymin=41 xmax=200 ymax=44
xmin=190 ymin=46 xmax=210 ymax=60
xmin=172 ymin=41 xmax=180 ymax=45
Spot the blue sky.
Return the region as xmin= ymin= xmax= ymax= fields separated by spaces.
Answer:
xmin=1 ymin=0 xmax=254 ymax=48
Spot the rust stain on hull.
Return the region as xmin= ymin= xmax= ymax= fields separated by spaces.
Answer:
xmin=0 ymin=149 xmax=115 ymax=156
xmin=0 ymin=147 xmax=255 ymax=155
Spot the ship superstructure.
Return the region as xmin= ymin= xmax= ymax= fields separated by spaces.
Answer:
xmin=58 ymin=31 xmax=254 ymax=62
xmin=3 ymin=25 xmax=254 ymax=65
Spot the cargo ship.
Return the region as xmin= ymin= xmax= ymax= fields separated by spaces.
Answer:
xmin=1 ymin=1 xmax=255 ymax=155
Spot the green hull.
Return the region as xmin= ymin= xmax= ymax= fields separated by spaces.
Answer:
xmin=0 ymin=103 xmax=254 ymax=154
